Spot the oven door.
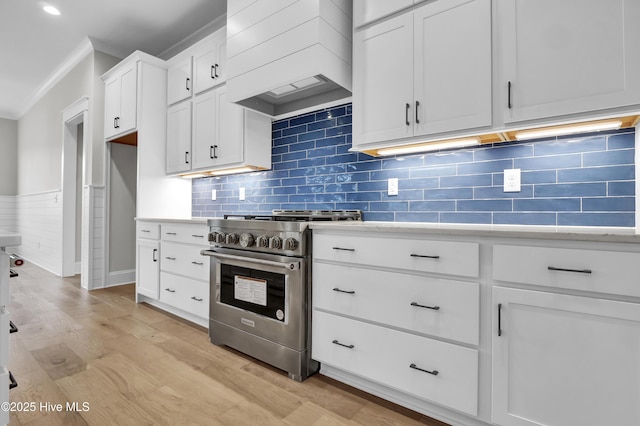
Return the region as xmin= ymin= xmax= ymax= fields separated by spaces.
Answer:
xmin=201 ymin=248 xmax=307 ymax=351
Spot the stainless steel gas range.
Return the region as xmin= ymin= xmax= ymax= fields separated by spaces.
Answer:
xmin=201 ymin=210 xmax=362 ymax=381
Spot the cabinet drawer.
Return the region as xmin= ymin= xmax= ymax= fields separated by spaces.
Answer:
xmin=160 ymin=242 xmax=209 ymax=282
xmin=0 ymin=307 xmax=8 ymax=366
xmin=137 ymin=222 xmax=160 ymax=240
xmin=160 ymin=272 xmax=209 ymax=319
xmin=314 ymin=263 xmax=479 ymax=345
xmin=161 ymin=223 xmax=209 ymax=245
xmin=314 ymin=233 xmax=479 ymax=278
xmin=312 ymin=310 xmax=478 ymax=416
xmin=493 ymin=244 xmax=640 ymax=297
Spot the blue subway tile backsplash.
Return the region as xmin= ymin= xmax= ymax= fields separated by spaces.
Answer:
xmin=192 ymin=103 xmax=636 ymax=227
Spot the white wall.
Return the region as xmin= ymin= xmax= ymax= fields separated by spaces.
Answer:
xmin=0 ymin=118 xmax=17 ymax=196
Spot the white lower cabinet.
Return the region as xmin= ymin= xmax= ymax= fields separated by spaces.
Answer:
xmin=313 ymin=310 xmax=479 ymax=416
xmin=492 ymin=286 xmax=640 ymax=426
xmin=136 ymin=221 xmax=209 ymax=327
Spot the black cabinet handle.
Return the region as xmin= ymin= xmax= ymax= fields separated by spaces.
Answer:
xmin=152 ymin=249 xmax=158 ymax=262
xmin=185 ymin=151 xmax=190 ymax=164
xmin=405 ymin=103 xmax=410 ymax=126
xmin=9 ymin=321 xmax=18 ymax=334
xmin=166 ymin=232 xmax=177 ymax=235
xmin=211 ymin=65 xmax=215 ymax=79
xmin=165 ymin=256 xmax=176 ymax=260
xmin=498 ymin=303 xmax=502 ymax=337
xmin=214 ymin=64 xmax=219 ymax=78
xmin=547 ymin=266 xmax=592 ymax=274
xmin=191 ymin=261 xmax=204 ymax=265
xmin=186 ymin=77 xmax=190 ymax=91
xmin=164 ymin=288 xmax=176 ymax=293
xmin=210 ymin=145 xmax=218 ymax=159
xmin=507 ymin=81 xmax=512 ymax=109
xmin=410 ymin=254 xmax=440 ymax=259
xmin=415 ymin=101 xmax=420 ymax=124
xmin=409 ymin=363 xmax=438 ymax=376
xmin=192 ymin=235 xmax=204 ymax=238
xmin=141 ymin=230 xmax=151 ymax=233
xmin=332 ymin=339 xmax=354 ymax=349
xmin=333 ymin=288 xmax=355 ymax=295
xmin=332 ymin=247 xmax=355 ymax=252
xmin=411 ymin=302 xmax=440 ymax=311
xmin=191 ymin=296 xmax=203 ymax=302
xmin=9 ymin=371 xmax=18 ymax=389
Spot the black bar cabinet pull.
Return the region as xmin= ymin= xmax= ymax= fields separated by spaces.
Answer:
xmin=186 ymin=77 xmax=190 ymax=91
xmin=191 ymin=296 xmax=203 ymax=302
xmin=333 ymin=288 xmax=355 ymax=295
xmin=166 ymin=232 xmax=177 ymax=235
xmin=191 ymin=261 xmax=203 ymax=265
xmin=192 ymin=235 xmax=204 ymax=238
xmin=9 ymin=321 xmax=18 ymax=334
xmin=332 ymin=339 xmax=354 ymax=349
xmin=214 ymin=64 xmax=219 ymax=78
xmin=141 ymin=229 xmax=151 ymax=233
xmin=152 ymin=249 xmax=158 ymax=262
xmin=165 ymin=256 xmax=176 ymax=260
xmin=409 ymin=363 xmax=438 ymax=376
xmin=185 ymin=152 xmax=190 ymax=164
xmin=211 ymin=65 xmax=215 ymax=79
xmin=410 ymin=254 xmax=440 ymax=259
xmin=497 ymin=303 xmax=502 ymax=336
xmin=405 ymin=103 xmax=410 ymax=126
xmin=9 ymin=371 xmax=18 ymax=389
xmin=547 ymin=266 xmax=592 ymax=274
xmin=211 ymin=145 xmax=218 ymax=159
xmin=507 ymin=81 xmax=512 ymax=109
xmin=165 ymin=288 xmax=176 ymax=293
xmin=411 ymin=302 xmax=440 ymax=311
xmin=332 ymin=247 xmax=355 ymax=252
xmin=415 ymin=101 xmax=420 ymax=124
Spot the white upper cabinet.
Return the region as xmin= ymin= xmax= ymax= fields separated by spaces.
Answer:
xmin=104 ymin=61 xmax=137 ymax=140
xmin=193 ymin=30 xmax=226 ymax=93
xmin=167 ymin=56 xmax=192 ymax=105
xmin=166 ymin=101 xmax=192 ymax=174
xmin=353 ymin=0 xmax=492 ymax=149
xmin=498 ymin=0 xmax=640 ymax=124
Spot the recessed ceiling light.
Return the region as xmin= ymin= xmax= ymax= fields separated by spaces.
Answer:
xmin=43 ymin=5 xmax=61 ymax=15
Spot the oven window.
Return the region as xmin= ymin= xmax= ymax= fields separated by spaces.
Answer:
xmin=220 ymin=264 xmax=286 ymax=322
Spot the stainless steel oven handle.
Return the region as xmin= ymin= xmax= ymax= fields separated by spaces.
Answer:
xmin=200 ymin=250 xmax=300 ymax=270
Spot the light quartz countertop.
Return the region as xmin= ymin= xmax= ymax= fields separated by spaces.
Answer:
xmin=0 ymin=230 xmax=21 ymax=248
xmin=309 ymin=221 xmax=640 ymax=244
xmin=135 ymin=217 xmax=209 ymax=225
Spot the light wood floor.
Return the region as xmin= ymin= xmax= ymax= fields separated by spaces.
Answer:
xmin=6 ymin=262 xmax=450 ymax=426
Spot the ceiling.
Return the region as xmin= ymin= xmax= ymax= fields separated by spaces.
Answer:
xmin=0 ymin=0 xmax=227 ymax=119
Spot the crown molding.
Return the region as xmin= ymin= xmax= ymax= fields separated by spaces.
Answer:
xmin=16 ymin=37 xmax=95 ymax=119
xmin=159 ymin=14 xmax=226 ymax=60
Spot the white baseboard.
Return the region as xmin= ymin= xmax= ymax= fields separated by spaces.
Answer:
xmin=105 ymin=269 xmax=135 ymax=287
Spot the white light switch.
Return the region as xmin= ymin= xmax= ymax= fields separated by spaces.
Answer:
xmin=211 ymin=189 xmax=217 ymax=201
xmin=388 ymin=178 xmax=399 ymax=196
xmin=504 ymin=169 xmax=521 ymax=192
xmin=239 ymin=187 xmax=245 ymax=201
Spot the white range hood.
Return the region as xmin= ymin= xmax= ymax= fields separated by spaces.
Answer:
xmin=226 ymin=0 xmax=352 ymax=117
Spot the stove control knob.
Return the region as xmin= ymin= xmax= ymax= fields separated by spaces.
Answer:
xmin=226 ymin=233 xmax=238 ymax=245
xmin=284 ymin=237 xmax=298 ymax=251
xmin=214 ymin=232 xmax=226 ymax=244
xmin=256 ymin=235 xmax=269 ymax=248
xmin=208 ymin=232 xmax=215 ymax=242
xmin=270 ymin=236 xmax=282 ymax=249
xmin=240 ymin=233 xmax=255 ymax=247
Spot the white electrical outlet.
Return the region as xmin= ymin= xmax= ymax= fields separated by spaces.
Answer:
xmin=388 ymin=178 xmax=399 ymax=196
xmin=504 ymin=169 xmax=521 ymax=192
xmin=211 ymin=189 xmax=217 ymax=201
xmin=239 ymin=187 xmax=246 ymax=201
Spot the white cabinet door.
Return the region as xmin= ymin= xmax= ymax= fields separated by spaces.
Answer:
xmin=191 ymin=90 xmax=217 ymax=170
xmin=194 ymin=31 xmax=226 ymax=93
xmin=492 ymin=287 xmax=640 ymax=426
xmin=500 ymin=0 xmax=640 ymax=123
xmin=166 ymin=101 xmax=192 ymax=174
xmin=413 ymin=0 xmax=491 ymax=136
xmin=353 ymin=13 xmax=414 ymax=147
xmin=215 ymin=86 xmax=243 ymax=166
xmin=104 ymin=62 xmax=137 ymax=140
xmin=167 ymin=56 xmax=192 ymax=105
xmin=136 ymin=239 xmax=160 ymax=299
